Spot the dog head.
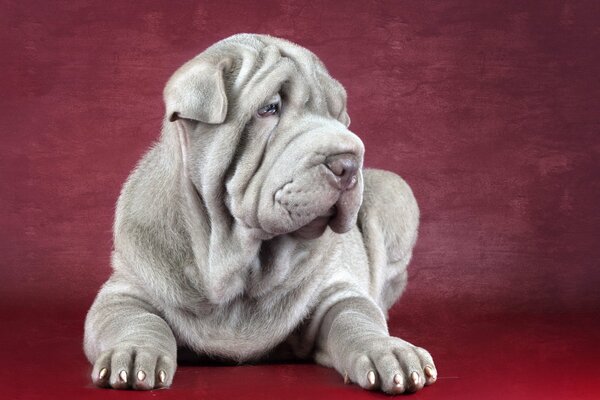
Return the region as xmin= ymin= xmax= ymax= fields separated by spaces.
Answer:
xmin=163 ymin=34 xmax=365 ymax=302
xmin=165 ymin=33 xmax=364 ymax=239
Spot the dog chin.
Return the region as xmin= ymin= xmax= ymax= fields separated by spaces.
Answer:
xmin=291 ymin=192 xmax=359 ymax=240
xmin=291 ymin=207 xmax=336 ymax=239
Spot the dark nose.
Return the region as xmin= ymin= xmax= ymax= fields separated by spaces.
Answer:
xmin=325 ymin=153 xmax=359 ymax=190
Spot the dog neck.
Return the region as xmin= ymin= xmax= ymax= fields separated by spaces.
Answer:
xmin=170 ymin=120 xmax=267 ymax=304
xmin=180 ymin=172 xmax=335 ymax=305
xmin=170 ymin=119 xmax=336 ymax=305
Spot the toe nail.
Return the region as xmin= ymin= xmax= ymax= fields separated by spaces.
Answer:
xmin=137 ymin=370 xmax=146 ymax=381
xmin=158 ymin=370 xmax=166 ymax=384
xmin=393 ymin=373 xmax=405 ymax=392
xmin=411 ymin=371 xmax=419 ymax=385
xmin=367 ymin=370 xmax=376 ymax=386
xmin=343 ymin=370 xmax=350 ymax=384
xmin=119 ymin=370 xmax=128 ymax=383
xmin=99 ymin=368 xmax=108 ymax=379
xmin=425 ymin=366 xmax=437 ymax=380
xmin=393 ymin=373 xmax=403 ymax=386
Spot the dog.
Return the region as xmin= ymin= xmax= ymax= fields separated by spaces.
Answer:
xmin=84 ymin=33 xmax=436 ymax=394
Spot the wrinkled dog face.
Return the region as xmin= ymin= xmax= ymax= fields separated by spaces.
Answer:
xmin=166 ymin=34 xmax=365 ymax=240
xmin=233 ymin=92 xmax=364 ymax=240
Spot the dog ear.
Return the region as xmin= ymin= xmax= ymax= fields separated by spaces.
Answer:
xmin=164 ymin=58 xmax=231 ymax=124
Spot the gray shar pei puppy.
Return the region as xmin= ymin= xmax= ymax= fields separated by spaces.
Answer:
xmin=84 ymin=33 xmax=437 ymax=394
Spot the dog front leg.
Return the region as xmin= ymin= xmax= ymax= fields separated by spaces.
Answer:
xmin=316 ymin=296 xmax=437 ymax=394
xmin=84 ymin=278 xmax=177 ymax=390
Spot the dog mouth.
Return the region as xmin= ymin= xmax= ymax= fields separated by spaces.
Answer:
xmin=291 ymin=190 xmax=356 ymax=240
xmin=291 ymin=206 xmax=337 ymax=239
xmin=273 ymin=168 xmax=362 ymax=240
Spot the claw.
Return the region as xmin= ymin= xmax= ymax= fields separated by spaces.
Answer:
xmin=393 ymin=373 xmax=405 ymax=392
xmin=158 ymin=370 xmax=166 ymax=384
xmin=343 ymin=370 xmax=350 ymax=384
xmin=424 ymin=366 xmax=437 ymax=381
xmin=367 ymin=370 xmax=376 ymax=386
xmin=137 ymin=370 xmax=146 ymax=381
xmin=99 ymin=368 xmax=108 ymax=380
xmin=411 ymin=371 xmax=419 ymax=385
xmin=394 ymin=373 xmax=403 ymax=386
xmin=119 ymin=370 xmax=128 ymax=383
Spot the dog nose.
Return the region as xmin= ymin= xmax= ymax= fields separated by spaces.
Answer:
xmin=325 ymin=153 xmax=359 ymax=190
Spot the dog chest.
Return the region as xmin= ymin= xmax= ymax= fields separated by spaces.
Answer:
xmin=167 ymin=274 xmax=324 ymax=361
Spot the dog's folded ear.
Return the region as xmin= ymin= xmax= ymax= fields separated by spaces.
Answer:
xmin=164 ymin=57 xmax=231 ymax=124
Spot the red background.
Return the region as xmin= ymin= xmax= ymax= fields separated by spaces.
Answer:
xmin=1 ymin=1 xmax=599 ymax=399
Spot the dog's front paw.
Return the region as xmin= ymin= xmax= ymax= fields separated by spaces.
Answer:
xmin=339 ymin=336 xmax=437 ymax=394
xmin=91 ymin=346 xmax=176 ymax=390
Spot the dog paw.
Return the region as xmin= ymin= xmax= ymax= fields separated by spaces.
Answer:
xmin=339 ymin=336 xmax=436 ymax=394
xmin=91 ymin=346 xmax=176 ymax=390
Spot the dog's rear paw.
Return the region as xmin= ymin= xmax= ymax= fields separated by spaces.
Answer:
xmin=91 ymin=346 xmax=176 ymax=390
xmin=340 ymin=336 xmax=436 ymax=394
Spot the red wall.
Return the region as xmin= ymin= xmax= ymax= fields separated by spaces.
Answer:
xmin=1 ymin=1 xmax=599 ymax=398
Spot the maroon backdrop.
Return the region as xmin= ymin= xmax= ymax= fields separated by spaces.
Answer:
xmin=1 ymin=1 xmax=599 ymax=399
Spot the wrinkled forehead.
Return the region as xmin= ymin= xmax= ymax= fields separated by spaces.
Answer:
xmin=207 ymin=35 xmax=347 ymax=121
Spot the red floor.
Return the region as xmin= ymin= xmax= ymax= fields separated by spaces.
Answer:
xmin=3 ymin=306 xmax=600 ymax=399
xmin=2 ymin=1 xmax=599 ymax=399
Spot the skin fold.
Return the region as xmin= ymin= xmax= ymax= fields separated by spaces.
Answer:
xmin=84 ymin=33 xmax=436 ymax=394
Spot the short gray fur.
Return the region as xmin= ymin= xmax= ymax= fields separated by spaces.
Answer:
xmin=84 ymin=33 xmax=436 ymax=394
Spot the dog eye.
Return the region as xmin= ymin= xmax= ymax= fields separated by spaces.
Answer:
xmin=257 ymin=102 xmax=280 ymax=117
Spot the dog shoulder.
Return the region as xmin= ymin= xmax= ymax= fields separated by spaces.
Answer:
xmin=358 ymin=168 xmax=419 ymax=264
xmin=113 ymin=138 xmax=191 ymax=269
